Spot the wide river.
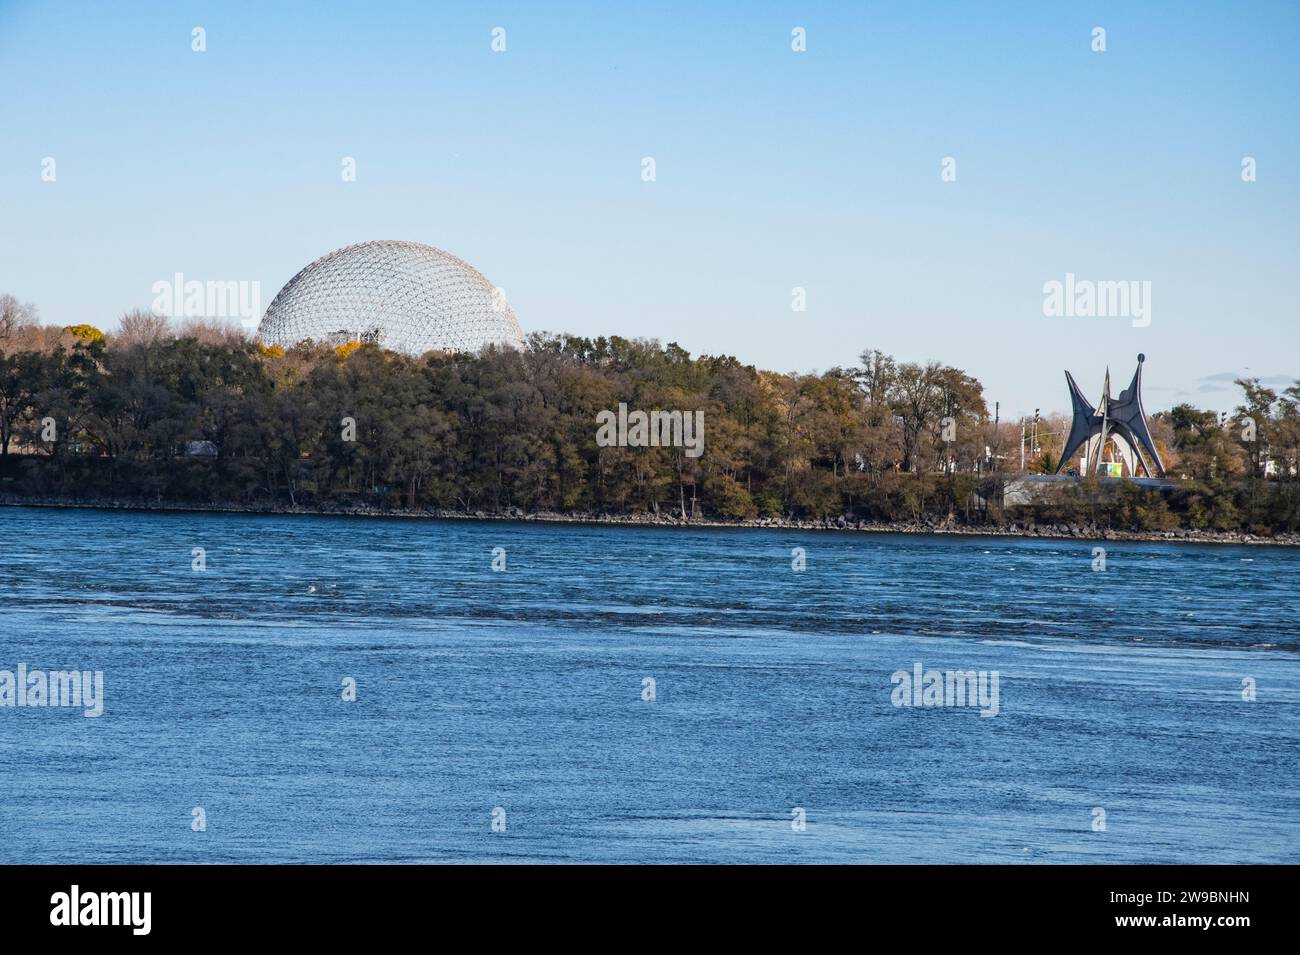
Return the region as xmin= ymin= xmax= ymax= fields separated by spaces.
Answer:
xmin=1 ymin=506 xmax=1296 ymax=863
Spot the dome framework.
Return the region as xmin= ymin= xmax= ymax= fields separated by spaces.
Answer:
xmin=257 ymin=240 xmax=524 ymax=356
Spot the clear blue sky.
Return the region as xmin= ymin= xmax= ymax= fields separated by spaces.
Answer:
xmin=1 ymin=0 xmax=1296 ymax=417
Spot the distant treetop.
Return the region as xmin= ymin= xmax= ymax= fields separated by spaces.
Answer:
xmin=64 ymin=324 xmax=105 ymax=342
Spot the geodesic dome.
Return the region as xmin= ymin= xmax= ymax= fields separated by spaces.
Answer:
xmin=257 ymin=240 xmax=524 ymax=355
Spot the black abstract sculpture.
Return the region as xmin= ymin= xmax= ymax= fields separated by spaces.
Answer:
xmin=1055 ymin=354 xmax=1165 ymax=478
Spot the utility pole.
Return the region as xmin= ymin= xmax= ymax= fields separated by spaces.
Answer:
xmin=987 ymin=400 xmax=998 ymax=475
xmin=991 ymin=401 xmax=999 ymax=473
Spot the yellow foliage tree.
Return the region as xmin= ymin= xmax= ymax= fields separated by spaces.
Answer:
xmin=64 ymin=324 xmax=105 ymax=342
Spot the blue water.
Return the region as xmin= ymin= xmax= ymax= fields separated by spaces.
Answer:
xmin=1 ymin=506 xmax=1297 ymax=863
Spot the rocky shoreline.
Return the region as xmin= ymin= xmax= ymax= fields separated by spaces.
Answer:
xmin=4 ymin=495 xmax=1299 ymax=547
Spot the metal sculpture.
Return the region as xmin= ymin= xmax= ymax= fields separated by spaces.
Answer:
xmin=258 ymin=241 xmax=525 ymax=356
xmin=1055 ymin=354 xmax=1165 ymax=478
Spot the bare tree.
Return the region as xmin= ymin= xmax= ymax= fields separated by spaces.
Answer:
xmin=114 ymin=309 xmax=174 ymax=348
xmin=0 ymin=294 xmax=39 ymax=345
xmin=177 ymin=318 xmax=251 ymax=346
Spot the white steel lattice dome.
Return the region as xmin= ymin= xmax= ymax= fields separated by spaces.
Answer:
xmin=257 ymin=241 xmax=524 ymax=355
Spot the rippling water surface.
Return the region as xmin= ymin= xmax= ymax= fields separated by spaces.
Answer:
xmin=1 ymin=506 xmax=1297 ymax=863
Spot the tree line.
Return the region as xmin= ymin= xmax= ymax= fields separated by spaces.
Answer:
xmin=2 ymin=294 xmax=1298 ymax=533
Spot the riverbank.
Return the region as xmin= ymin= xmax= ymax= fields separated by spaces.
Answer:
xmin=4 ymin=495 xmax=1299 ymax=546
